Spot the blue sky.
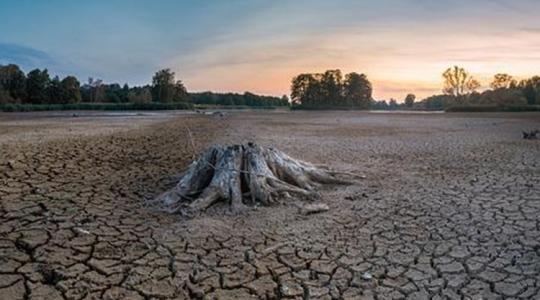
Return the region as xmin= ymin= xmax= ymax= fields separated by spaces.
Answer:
xmin=1 ymin=0 xmax=539 ymax=99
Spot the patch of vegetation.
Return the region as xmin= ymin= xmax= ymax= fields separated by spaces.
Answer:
xmin=0 ymin=102 xmax=193 ymax=112
xmin=194 ymin=104 xmax=280 ymax=110
xmin=445 ymin=105 xmax=540 ymax=112
xmin=191 ymin=91 xmax=288 ymax=107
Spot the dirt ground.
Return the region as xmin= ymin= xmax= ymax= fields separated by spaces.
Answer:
xmin=1 ymin=110 xmax=539 ymax=300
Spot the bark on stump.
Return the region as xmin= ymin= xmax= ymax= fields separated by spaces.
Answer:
xmin=147 ymin=143 xmax=358 ymax=215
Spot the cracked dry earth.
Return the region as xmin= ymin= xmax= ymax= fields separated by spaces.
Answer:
xmin=1 ymin=111 xmax=540 ymax=300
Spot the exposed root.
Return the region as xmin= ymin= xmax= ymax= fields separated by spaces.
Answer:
xmin=147 ymin=143 xmax=359 ymax=215
xmin=523 ymin=129 xmax=539 ymax=140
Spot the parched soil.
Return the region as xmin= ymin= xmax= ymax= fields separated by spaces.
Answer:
xmin=1 ymin=111 xmax=539 ymax=299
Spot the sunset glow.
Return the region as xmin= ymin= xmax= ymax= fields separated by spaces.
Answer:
xmin=1 ymin=0 xmax=539 ymax=100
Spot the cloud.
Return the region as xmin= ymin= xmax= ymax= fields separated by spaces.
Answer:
xmin=0 ymin=43 xmax=59 ymax=71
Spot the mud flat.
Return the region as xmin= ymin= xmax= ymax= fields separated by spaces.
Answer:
xmin=1 ymin=111 xmax=539 ymax=299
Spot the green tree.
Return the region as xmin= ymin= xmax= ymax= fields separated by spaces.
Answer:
xmin=128 ymin=86 xmax=152 ymax=103
xmin=105 ymin=83 xmax=123 ymax=103
xmin=152 ymin=69 xmax=176 ymax=102
xmin=442 ymin=66 xmax=480 ymax=97
xmin=344 ymin=72 xmax=372 ymax=109
xmin=292 ymin=70 xmax=372 ymax=109
xmin=281 ymin=95 xmax=289 ymax=106
xmin=466 ymin=78 xmax=481 ymax=93
xmin=173 ymin=80 xmax=189 ymax=102
xmin=404 ymin=93 xmax=415 ymax=108
xmin=0 ymin=84 xmax=14 ymax=104
xmin=388 ymin=98 xmax=398 ymax=110
xmin=90 ymin=78 xmax=105 ymax=102
xmin=26 ymin=68 xmax=51 ymax=104
xmin=478 ymin=89 xmax=527 ymax=105
xmin=320 ymin=70 xmax=343 ymax=105
xmin=60 ymin=76 xmax=81 ymax=103
xmin=518 ymin=76 xmax=540 ymax=105
xmin=0 ymin=64 xmax=27 ymax=101
xmin=490 ymin=73 xmax=516 ymax=90
xmin=291 ymin=73 xmax=319 ymax=107
xmin=47 ymin=76 xmax=62 ymax=103
xmin=121 ymin=83 xmax=130 ymax=102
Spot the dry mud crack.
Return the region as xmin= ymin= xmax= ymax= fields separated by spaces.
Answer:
xmin=1 ymin=111 xmax=539 ymax=299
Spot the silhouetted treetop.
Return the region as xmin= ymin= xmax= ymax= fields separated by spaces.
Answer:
xmin=291 ymin=69 xmax=372 ymax=109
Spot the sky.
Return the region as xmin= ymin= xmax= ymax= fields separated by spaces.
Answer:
xmin=1 ymin=0 xmax=539 ymax=100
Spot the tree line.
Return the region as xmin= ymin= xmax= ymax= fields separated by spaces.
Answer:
xmin=290 ymin=70 xmax=372 ymax=109
xmin=0 ymin=65 xmax=82 ymax=104
xmin=288 ymin=66 xmax=539 ymax=111
xmin=191 ymin=92 xmax=288 ymax=107
xmin=0 ymin=64 xmax=286 ymax=107
xmin=415 ymin=66 xmax=540 ymax=110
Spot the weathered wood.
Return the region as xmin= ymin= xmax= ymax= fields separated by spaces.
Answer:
xmin=148 ymin=143 xmax=359 ymax=215
xmin=523 ymin=129 xmax=539 ymax=140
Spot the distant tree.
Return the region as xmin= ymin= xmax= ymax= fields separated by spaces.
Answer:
xmin=0 ymin=84 xmax=14 ymax=104
xmin=344 ymin=72 xmax=372 ymax=109
xmin=416 ymin=94 xmax=455 ymax=110
xmin=370 ymin=100 xmax=389 ymax=110
xmin=81 ymin=77 xmax=104 ymax=103
xmin=121 ymin=83 xmax=130 ymax=102
xmin=320 ymin=70 xmax=343 ymax=105
xmin=404 ymin=93 xmax=415 ymax=108
xmin=518 ymin=76 xmax=540 ymax=105
xmin=152 ymin=69 xmax=176 ymax=102
xmin=0 ymin=64 xmax=27 ymax=101
xmin=388 ymin=98 xmax=398 ymax=110
xmin=490 ymin=73 xmax=516 ymax=90
xmin=478 ymin=89 xmax=527 ymax=105
xmin=90 ymin=78 xmax=105 ymax=102
xmin=442 ymin=66 xmax=480 ymax=96
xmin=26 ymin=68 xmax=51 ymax=104
xmin=281 ymin=95 xmax=289 ymax=105
xmin=291 ymin=70 xmax=371 ymax=109
xmin=190 ymin=91 xmax=285 ymax=107
xmin=128 ymin=86 xmax=152 ymax=103
xmin=60 ymin=76 xmax=81 ymax=103
xmin=104 ymin=83 xmax=122 ymax=103
xmin=173 ymin=80 xmax=189 ymax=102
xmin=291 ymin=73 xmax=319 ymax=106
xmin=465 ymin=78 xmax=481 ymax=93
xmin=47 ymin=76 xmax=62 ymax=103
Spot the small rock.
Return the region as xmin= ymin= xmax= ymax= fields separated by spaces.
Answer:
xmin=362 ymin=272 xmax=373 ymax=280
xmin=301 ymin=203 xmax=329 ymax=215
xmin=73 ymin=228 xmax=90 ymax=235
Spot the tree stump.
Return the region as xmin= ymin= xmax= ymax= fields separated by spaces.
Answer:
xmin=147 ymin=143 xmax=359 ymax=215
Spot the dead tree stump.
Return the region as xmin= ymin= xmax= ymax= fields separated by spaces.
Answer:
xmin=147 ymin=143 xmax=359 ymax=215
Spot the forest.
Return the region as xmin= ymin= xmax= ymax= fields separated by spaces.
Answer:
xmin=0 ymin=64 xmax=287 ymax=109
xmin=290 ymin=66 xmax=540 ymax=111
xmin=376 ymin=67 xmax=540 ymax=111
xmin=2 ymin=63 xmax=540 ymax=111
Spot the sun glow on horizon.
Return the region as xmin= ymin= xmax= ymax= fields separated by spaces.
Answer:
xmin=2 ymin=0 xmax=539 ymax=101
